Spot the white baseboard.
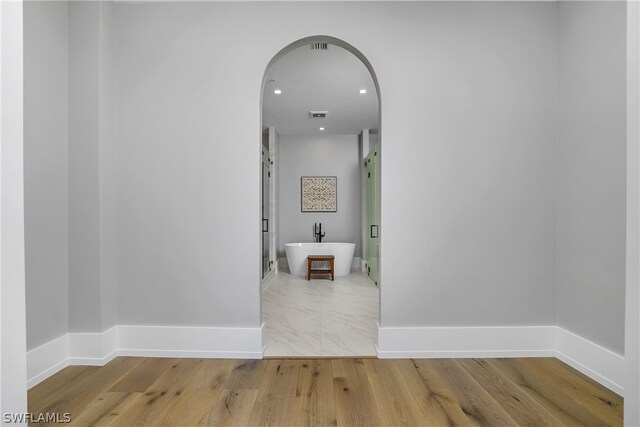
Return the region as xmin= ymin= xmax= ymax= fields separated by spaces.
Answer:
xmin=555 ymin=327 xmax=625 ymax=395
xmin=376 ymin=323 xmax=625 ymax=396
xmin=118 ymin=324 xmax=264 ymax=359
xmin=27 ymin=323 xmax=264 ymax=389
xmin=27 ymin=334 xmax=69 ymax=389
xmin=68 ymin=326 xmax=119 ymax=366
xmin=377 ymin=324 xmax=556 ymax=359
xmin=27 ymin=322 xmax=623 ymax=397
xmin=361 ymin=259 xmax=367 ymax=271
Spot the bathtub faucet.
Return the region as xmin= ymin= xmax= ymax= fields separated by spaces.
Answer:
xmin=314 ymin=223 xmax=325 ymax=243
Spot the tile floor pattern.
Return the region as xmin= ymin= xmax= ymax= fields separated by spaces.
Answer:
xmin=262 ymin=268 xmax=379 ymax=356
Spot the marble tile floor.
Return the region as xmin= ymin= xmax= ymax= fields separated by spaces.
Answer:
xmin=262 ymin=268 xmax=379 ymax=357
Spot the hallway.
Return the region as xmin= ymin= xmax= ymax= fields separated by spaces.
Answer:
xmin=262 ymin=269 xmax=378 ymax=357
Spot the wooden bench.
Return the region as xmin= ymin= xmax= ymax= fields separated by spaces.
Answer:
xmin=307 ymin=255 xmax=335 ymax=281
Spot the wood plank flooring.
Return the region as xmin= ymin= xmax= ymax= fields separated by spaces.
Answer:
xmin=28 ymin=357 xmax=622 ymax=426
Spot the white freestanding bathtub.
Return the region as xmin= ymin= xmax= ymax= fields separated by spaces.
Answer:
xmin=285 ymin=242 xmax=356 ymax=277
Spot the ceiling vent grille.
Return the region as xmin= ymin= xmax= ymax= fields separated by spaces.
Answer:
xmin=309 ymin=111 xmax=328 ymax=118
xmin=311 ymin=42 xmax=329 ymax=51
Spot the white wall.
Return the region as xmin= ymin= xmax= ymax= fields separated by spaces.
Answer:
xmin=113 ymin=1 xmax=557 ymax=328
xmin=114 ymin=2 xmax=262 ymax=326
xmin=557 ymin=1 xmax=627 ymax=355
xmin=22 ymin=0 xmax=117 ymax=360
xmin=625 ymin=0 xmax=640 ymax=422
xmin=68 ymin=1 xmax=116 ymax=333
xmin=24 ymin=0 xmax=69 ymax=351
xmin=278 ymin=134 xmax=361 ymax=258
xmin=1 ymin=0 xmax=28 ymax=417
xmin=68 ymin=1 xmax=101 ymax=332
xmin=377 ymin=3 xmax=557 ymax=326
xmin=98 ymin=1 xmax=117 ymax=332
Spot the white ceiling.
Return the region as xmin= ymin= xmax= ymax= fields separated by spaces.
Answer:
xmin=262 ymin=43 xmax=379 ymax=136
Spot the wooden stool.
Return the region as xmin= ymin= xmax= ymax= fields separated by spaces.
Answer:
xmin=307 ymin=255 xmax=335 ymax=281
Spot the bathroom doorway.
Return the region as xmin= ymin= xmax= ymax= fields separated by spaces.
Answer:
xmin=259 ymin=36 xmax=382 ymax=356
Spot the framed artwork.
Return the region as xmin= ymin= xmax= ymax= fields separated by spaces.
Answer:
xmin=301 ymin=176 xmax=337 ymax=212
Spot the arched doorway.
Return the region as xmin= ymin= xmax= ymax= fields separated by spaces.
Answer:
xmin=259 ymin=36 xmax=382 ymax=357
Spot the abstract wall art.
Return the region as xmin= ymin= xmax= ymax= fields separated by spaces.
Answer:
xmin=301 ymin=176 xmax=337 ymax=212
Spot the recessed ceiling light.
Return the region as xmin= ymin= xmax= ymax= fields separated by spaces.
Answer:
xmin=274 ymin=89 xmax=282 ymax=95
xmin=319 ymin=127 xmax=325 ymax=131
xmin=358 ymin=89 xmax=367 ymax=94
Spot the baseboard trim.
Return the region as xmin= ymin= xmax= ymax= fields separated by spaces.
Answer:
xmin=67 ymin=350 xmax=119 ymax=367
xmin=68 ymin=326 xmax=118 ymax=364
xmin=27 ymin=359 xmax=69 ymax=390
xmin=27 ymin=323 xmax=623 ymax=397
xmin=27 ymin=323 xmax=265 ymax=389
xmin=118 ymin=349 xmax=264 ymax=359
xmin=377 ymin=324 xmax=556 ymax=357
xmin=555 ymin=327 xmax=625 ymax=395
xmin=376 ymin=323 xmax=625 ymax=396
xmin=375 ymin=348 xmax=557 ymax=359
xmin=26 ymin=334 xmax=69 ymax=389
xmin=118 ymin=324 xmax=264 ymax=359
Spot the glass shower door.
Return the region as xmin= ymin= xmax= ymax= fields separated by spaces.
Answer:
xmin=366 ymin=145 xmax=380 ymax=285
xmin=262 ymin=152 xmax=271 ymax=278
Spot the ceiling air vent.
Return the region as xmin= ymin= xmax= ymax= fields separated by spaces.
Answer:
xmin=311 ymin=42 xmax=329 ymax=51
xmin=309 ymin=111 xmax=328 ymax=118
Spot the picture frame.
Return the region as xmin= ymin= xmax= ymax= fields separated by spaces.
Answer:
xmin=301 ymin=176 xmax=337 ymax=212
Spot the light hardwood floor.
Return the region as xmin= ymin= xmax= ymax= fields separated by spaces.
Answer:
xmin=28 ymin=357 xmax=622 ymax=426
